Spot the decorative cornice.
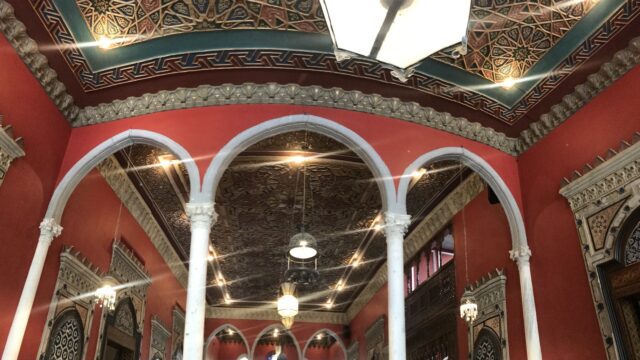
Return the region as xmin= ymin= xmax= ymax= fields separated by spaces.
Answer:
xmin=186 ymin=202 xmax=217 ymax=228
xmin=96 ymin=156 xmax=189 ymax=288
xmin=559 ymin=132 xmax=640 ymax=211
xmin=518 ymin=36 xmax=640 ymax=153
xmin=382 ymin=212 xmax=411 ymax=237
xmin=0 ymin=1 xmax=78 ymax=120
xmin=150 ymin=315 xmax=171 ymax=356
xmin=509 ymin=245 xmax=532 ymax=266
xmin=76 ymin=83 xmax=519 ymax=155
xmin=205 ymin=306 xmax=348 ymax=325
xmin=39 ymin=218 xmax=63 ymax=241
xmin=346 ymin=173 xmax=485 ymax=321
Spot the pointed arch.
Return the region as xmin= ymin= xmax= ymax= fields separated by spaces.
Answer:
xmin=46 ymin=129 xmax=201 ymax=222
xmin=201 ymin=114 xmax=397 ymax=213
xmin=204 ymin=323 xmax=251 ymax=358
xmin=301 ymin=328 xmax=347 ymax=360
xmin=250 ymin=324 xmax=302 ymax=360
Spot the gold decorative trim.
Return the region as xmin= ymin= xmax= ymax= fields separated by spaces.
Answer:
xmin=96 ymin=156 xmax=189 ymax=288
xmin=346 ymin=173 xmax=485 ymax=321
xmin=205 ymin=306 xmax=348 ymax=325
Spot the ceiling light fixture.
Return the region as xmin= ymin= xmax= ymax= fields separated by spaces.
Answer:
xmin=500 ymin=77 xmax=517 ymax=89
xmin=289 ymin=154 xmax=307 ymax=165
xmin=158 ymin=154 xmax=174 ymax=168
xmin=325 ymin=300 xmax=334 ymax=309
xmin=277 ymin=282 xmax=299 ymax=329
xmin=412 ymin=167 xmax=427 ymax=180
xmin=320 ymin=0 xmax=471 ymax=80
xmin=97 ymin=36 xmax=115 ymax=50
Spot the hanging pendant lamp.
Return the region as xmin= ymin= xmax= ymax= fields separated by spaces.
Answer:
xmin=458 ymin=161 xmax=478 ymax=326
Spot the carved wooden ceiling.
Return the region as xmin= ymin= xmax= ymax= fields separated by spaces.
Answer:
xmin=114 ymin=131 xmax=463 ymax=312
xmin=7 ymin=0 xmax=640 ymax=135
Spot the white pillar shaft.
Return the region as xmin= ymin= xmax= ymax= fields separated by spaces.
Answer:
xmin=517 ymin=259 xmax=542 ymax=360
xmin=384 ymin=212 xmax=410 ymax=360
xmin=386 ymin=229 xmax=407 ymax=360
xmin=183 ymin=203 xmax=215 ymax=360
xmin=3 ymin=219 xmax=61 ymax=360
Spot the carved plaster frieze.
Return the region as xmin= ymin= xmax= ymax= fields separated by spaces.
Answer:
xmin=560 ymin=133 xmax=640 ymax=212
xmin=205 ymin=306 xmax=348 ymax=325
xmin=170 ymin=306 xmax=185 ymax=358
xmin=110 ymin=240 xmax=152 ymax=298
xmin=467 ymin=269 xmax=509 ymax=360
xmin=150 ymin=315 xmax=171 ymax=359
xmin=0 ymin=115 xmax=24 ymax=186
xmin=519 ymin=37 xmax=640 ymax=153
xmin=96 ymin=156 xmax=189 ymax=288
xmin=0 ymin=1 xmax=79 ymax=120
xmin=560 ymin=138 xmax=640 ymax=359
xmin=346 ymin=173 xmax=485 ymax=321
xmin=37 ymin=246 xmax=102 ymax=359
xmin=75 ymin=83 xmax=519 ymax=154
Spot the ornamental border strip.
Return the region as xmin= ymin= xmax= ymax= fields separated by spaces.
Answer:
xmin=205 ymin=306 xmax=348 ymax=325
xmin=22 ymin=0 xmax=640 ymax=125
xmin=0 ymin=1 xmax=78 ymax=120
xmin=76 ymin=83 xmax=520 ymax=155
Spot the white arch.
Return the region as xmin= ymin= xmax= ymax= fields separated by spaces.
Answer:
xmin=204 ymin=324 xmax=250 ymax=359
xmin=46 ymin=129 xmax=201 ymax=222
xmin=301 ymin=329 xmax=347 ymax=360
xmin=250 ymin=324 xmax=303 ymax=360
xmin=396 ymin=146 xmax=542 ymax=360
xmin=201 ymin=114 xmax=397 ymax=212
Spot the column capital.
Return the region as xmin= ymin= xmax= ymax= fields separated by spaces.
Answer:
xmin=509 ymin=245 xmax=532 ymax=265
xmin=186 ymin=202 xmax=217 ymax=228
xmin=383 ymin=212 xmax=411 ymax=237
xmin=39 ymin=218 xmax=62 ymax=241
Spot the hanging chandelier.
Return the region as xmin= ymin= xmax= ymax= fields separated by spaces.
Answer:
xmin=320 ymin=0 xmax=471 ymax=79
xmin=277 ymin=282 xmax=299 ymax=329
xmin=95 ymin=275 xmax=117 ymax=311
xmin=460 ymin=289 xmax=478 ymax=324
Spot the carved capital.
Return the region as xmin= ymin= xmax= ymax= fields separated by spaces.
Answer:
xmin=186 ymin=202 xmax=217 ymax=229
xmin=509 ymin=245 xmax=532 ymax=265
xmin=39 ymin=218 xmax=62 ymax=242
xmin=382 ymin=212 xmax=411 ymax=238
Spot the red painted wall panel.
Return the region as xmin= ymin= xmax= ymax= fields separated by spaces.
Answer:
xmin=0 ymin=34 xmax=71 ymax=352
xmin=517 ymin=65 xmax=640 ymax=359
xmin=452 ymin=189 xmax=525 ymax=359
xmin=348 ymin=285 xmax=388 ymax=359
xmin=13 ymin=170 xmax=186 ymax=358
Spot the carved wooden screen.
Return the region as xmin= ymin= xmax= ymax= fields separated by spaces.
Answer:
xmin=44 ymin=309 xmax=85 ymax=360
xmin=473 ymin=328 xmax=502 ymax=360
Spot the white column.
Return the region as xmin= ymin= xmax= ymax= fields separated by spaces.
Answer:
xmin=183 ymin=202 xmax=216 ymax=360
xmin=510 ymin=245 xmax=542 ymax=360
xmin=2 ymin=218 xmax=62 ymax=360
xmin=383 ymin=212 xmax=411 ymax=360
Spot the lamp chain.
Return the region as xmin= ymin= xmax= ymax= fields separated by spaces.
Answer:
xmin=460 ymin=161 xmax=469 ymax=285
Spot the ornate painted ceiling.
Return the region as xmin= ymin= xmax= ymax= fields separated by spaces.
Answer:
xmin=114 ymin=132 xmax=463 ymax=312
xmin=6 ymin=0 xmax=640 ymax=136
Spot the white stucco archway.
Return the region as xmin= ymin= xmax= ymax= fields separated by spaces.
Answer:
xmin=204 ymin=324 xmax=251 ymax=360
xmin=251 ymin=324 xmax=303 ymax=360
xmin=201 ymin=114 xmax=397 ymax=213
xmin=396 ymin=146 xmax=542 ymax=360
xmin=301 ymin=329 xmax=347 ymax=360
xmin=46 ymin=129 xmax=201 ymax=222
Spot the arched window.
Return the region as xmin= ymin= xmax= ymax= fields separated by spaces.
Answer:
xmin=99 ymin=297 xmax=142 ymax=360
xmin=473 ymin=328 xmax=502 ymax=360
xmin=44 ymin=308 xmax=85 ymax=360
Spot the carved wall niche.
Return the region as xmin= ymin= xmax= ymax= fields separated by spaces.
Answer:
xmin=466 ymin=269 xmax=509 ymax=360
xmin=365 ymin=317 xmax=387 ymax=360
xmin=560 ymin=135 xmax=640 ymax=359
xmin=170 ymin=306 xmax=185 ymax=360
xmin=150 ymin=315 xmax=170 ymax=359
xmin=38 ymin=246 xmax=102 ymax=360
xmin=0 ymin=115 xmax=25 ymax=187
xmin=95 ymin=240 xmax=151 ymax=360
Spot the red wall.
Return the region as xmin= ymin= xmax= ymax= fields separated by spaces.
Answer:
xmin=517 ymin=65 xmax=640 ymax=359
xmin=206 ymin=337 xmax=248 ymax=360
xmin=452 ymin=189 xmax=525 ymax=359
xmin=15 ymin=170 xmax=186 ymax=358
xmin=0 ymin=34 xmax=71 ymax=352
xmin=348 ymin=285 xmax=388 ymax=359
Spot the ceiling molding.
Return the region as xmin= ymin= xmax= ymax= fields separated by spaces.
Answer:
xmin=96 ymin=156 xmax=189 ymax=288
xmin=76 ymin=83 xmax=520 ymax=155
xmin=518 ymin=36 xmax=640 ymax=153
xmin=0 ymin=1 xmax=78 ymax=120
xmin=346 ymin=173 xmax=486 ymax=321
xmin=205 ymin=306 xmax=348 ymax=325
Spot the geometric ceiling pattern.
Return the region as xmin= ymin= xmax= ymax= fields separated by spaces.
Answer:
xmin=113 ymin=132 xmax=463 ymax=312
xmin=433 ymin=0 xmax=599 ymax=83
xmin=77 ymin=0 xmax=326 ymax=47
